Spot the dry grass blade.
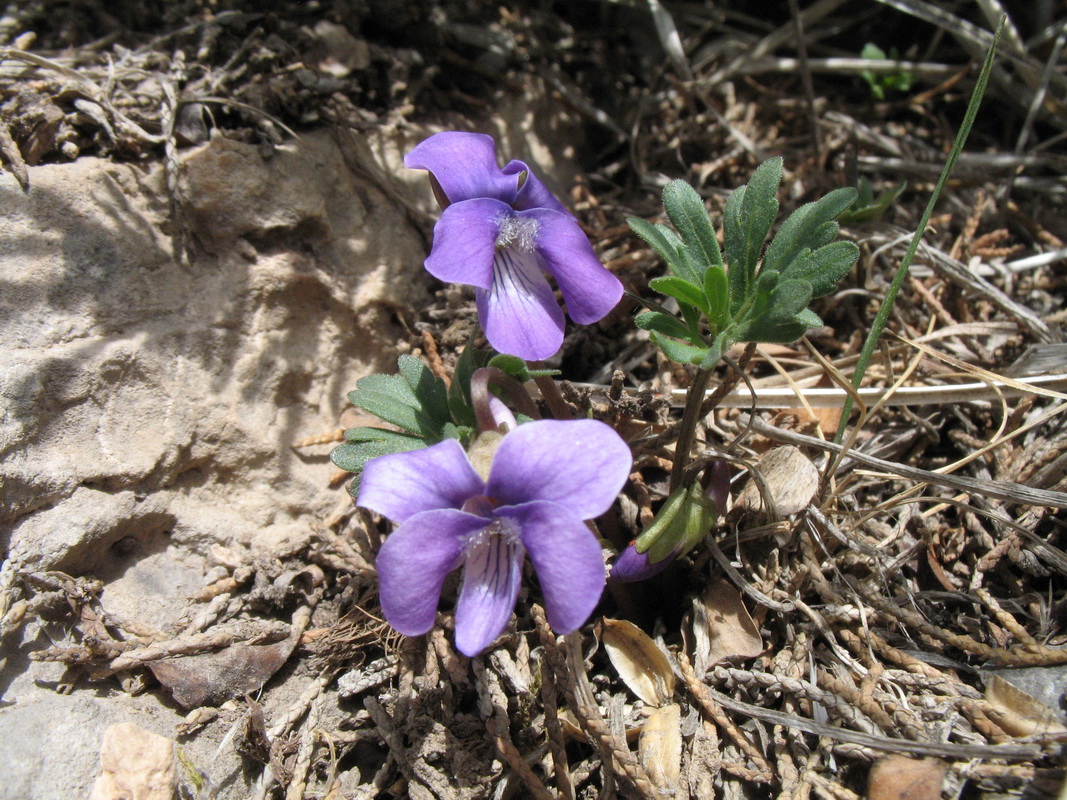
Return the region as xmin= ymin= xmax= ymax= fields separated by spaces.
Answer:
xmin=743 ymin=413 xmax=1067 ymax=509
xmin=695 ymin=679 xmax=1045 ymax=760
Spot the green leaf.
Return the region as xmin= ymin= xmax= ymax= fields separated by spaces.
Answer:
xmin=331 ymin=431 xmax=425 ymax=473
xmin=648 ymin=276 xmax=710 ymax=317
xmin=649 ymin=331 xmax=708 ymax=364
xmin=780 ymin=240 xmax=859 ymax=297
xmin=636 ymin=310 xmax=696 ymax=341
xmin=724 ymin=157 xmax=782 ymax=313
xmin=448 ymin=339 xmax=490 ymax=428
xmin=398 ymin=354 xmax=450 ymax=426
xmin=734 ymin=277 xmax=815 ymax=344
xmin=697 ymin=328 xmax=732 ymax=370
xmin=345 ymin=355 xmax=457 ymax=439
xmin=662 ymin=180 xmax=723 ymax=273
xmin=766 ymin=278 xmax=814 ymax=323
xmin=350 ymin=372 xmax=418 ymax=407
xmin=796 ymin=308 xmax=823 ymax=328
xmin=703 ymin=265 xmax=729 ymax=329
xmin=839 ymin=180 xmax=906 ymax=224
xmin=346 ymin=388 xmax=428 ymax=435
xmin=628 ymin=217 xmax=684 ymax=271
xmin=723 ymin=183 xmax=747 ymax=314
xmin=762 ymin=187 xmax=857 ymax=276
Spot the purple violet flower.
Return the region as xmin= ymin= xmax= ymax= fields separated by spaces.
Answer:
xmin=405 ymin=131 xmax=624 ymax=361
xmin=358 ymin=419 xmax=632 ymax=656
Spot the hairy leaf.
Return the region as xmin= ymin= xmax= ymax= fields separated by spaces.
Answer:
xmin=649 ymin=331 xmax=708 ymax=364
xmin=636 ymin=310 xmax=696 ymax=341
xmin=780 ymin=240 xmax=859 ymax=297
xmin=762 ymin=186 xmax=857 ymax=276
xmin=703 ymin=265 xmax=729 ymax=329
xmin=662 ymin=180 xmax=723 ymax=274
xmin=649 ymin=276 xmax=710 ymax=317
xmin=398 ymin=354 xmax=450 ymax=426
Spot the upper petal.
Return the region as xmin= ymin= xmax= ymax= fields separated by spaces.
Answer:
xmin=358 ymin=438 xmax=484 ymax=523
xmin=454 ymin=524 xmax=525 ymax=656
xmin=425 ymin=198 xmax=510 ymax=289
xmin=376 ymin=508 xmax=486 ymax=636
xmin=487 ymin=419 xmax=631 ymax=518
xmin=475 ymin=247 xmax=565 ymax=361
xmin=503 ymin=159 xmax=570 ymax=215
xmin=405 ymin=132 xmax=518 ymax=205
xmin=527 ymin=209 xmax=623 ymax=324
xmin=500 ymin=501 xmax=605 ymax=634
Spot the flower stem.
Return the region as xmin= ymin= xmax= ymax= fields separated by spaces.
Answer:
xmin=670 ymin=367 xmax=714 ymax=493
xmin=529 ymin=362 xmax=574 ymax=420
xmin=470 ymin=366 xmax=541 ymax=432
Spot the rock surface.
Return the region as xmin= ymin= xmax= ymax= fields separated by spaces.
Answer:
xmin=0 ymin=103 xmax=581 ymax=798
xmin=88 ymin=722 xmax=176 ymax=800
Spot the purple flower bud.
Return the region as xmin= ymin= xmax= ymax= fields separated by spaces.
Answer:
xmin=703 ymin=460 xmax=731 ymax=515
xmin=609 ymin=542 xmax=681 ymax=583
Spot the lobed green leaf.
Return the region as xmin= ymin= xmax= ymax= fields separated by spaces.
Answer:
xmin=724 ymin=157 xmax=782 ymax=314
xmin=762 ymin=187 xmax=857 ymax=276
xmin=780 ymin=240 xmax=859 ymax=298
xmin=398 ymin=354 xmax=450 ymax=426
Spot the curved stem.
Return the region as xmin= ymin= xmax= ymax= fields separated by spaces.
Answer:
xmin=470 ymin=367 xmax=541 ymax=433
xmin=528 ymin=362 xmax=573 ymax=420
xmin=669 ymin=367 xmax=715 ymax=493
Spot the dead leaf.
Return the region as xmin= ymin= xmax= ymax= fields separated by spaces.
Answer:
xmin=150 ymin=635 xmax=298 ymax=709
xmin=639 ymin=703 xmax=682 ymax=793
xmin=692 ymin=579 xmax=763 ymax=671
xmin=984 ymin=674 xmax=1067 ymax=737
xmin=867 ymin=755 xmax=946 ymax=800
xmin=603 ymin=618 xmax=676 ymax=706
xmin=734 ymin=445 xmax=819 ymax=516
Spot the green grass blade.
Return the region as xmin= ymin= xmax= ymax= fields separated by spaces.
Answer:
xmin=836 ymin=17 xmax=1005 ymax=442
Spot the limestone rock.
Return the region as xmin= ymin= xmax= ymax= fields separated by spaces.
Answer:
xmin=88 ymin=722 xmax=175 ymax=800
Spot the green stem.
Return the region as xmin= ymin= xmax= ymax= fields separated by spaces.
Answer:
xmin=670 ymin=367 xmax=715 ymax=493
xmin=835 ymin=17 xmax=1004 ymax=441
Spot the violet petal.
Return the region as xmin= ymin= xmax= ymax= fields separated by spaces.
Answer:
xmin=454 ymin=525 xmax=526 ymax=656
xmin=376 ymin=509 xmax=485 ymax=636
xmin=487 ymin=419 xmax=631 ymax=518
xmin=503 ymin=159 xmax=569 ymax=215
xmin=358 ymin=439 xmax=484 ymax=524
xmin=475 ymin=246 xmax=565 ymax=361
xmin=405 ymin=131 xmax=518 ymax=205
xmin=425 ymin=198 xmax=509 ymax=289
xmin=502 ymin=500 xmax=605 ymax=633
xmin=528 ymin=209 xmax=623 ymax=324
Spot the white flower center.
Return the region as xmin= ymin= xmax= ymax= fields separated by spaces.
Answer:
xmin=495 ymin=214 xmax=539 ymax=253
xmin=464 ymin=516 xmax=521 ymax=551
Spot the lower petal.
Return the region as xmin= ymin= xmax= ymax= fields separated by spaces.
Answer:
xmin=475 ymin=246 xmax=565 ymax=360
xmin=527 ymin=209 xmax=623 ymax=324
xmin=500 ymin=501 xmax=606 ymax=634
xmin=376 ymin=509 xmax=487 ymax=637
xmin=454 ymin=523 xmax=526 ymax=656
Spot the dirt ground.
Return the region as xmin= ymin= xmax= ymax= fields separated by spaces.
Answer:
xmin=2 ymin=1 xmax=1067 ymax=798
